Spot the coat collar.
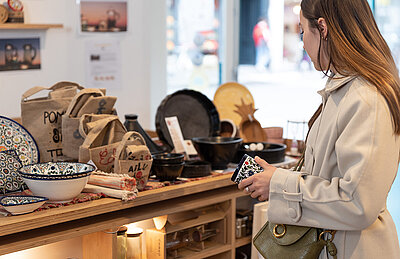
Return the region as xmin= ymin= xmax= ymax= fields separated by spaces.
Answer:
xmin=318 ymin=74 xmax=357 ymax=101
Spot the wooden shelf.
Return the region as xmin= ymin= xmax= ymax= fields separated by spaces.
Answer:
xmin=0 ymin=23 xmax=63 ymax=30
xmin=177 ymin=242 xmax=231 ymax=259
xmin=166 ymin=209 xmax=226 ymax=234
xmin=235 ymin=235 xmax=252 ymax=248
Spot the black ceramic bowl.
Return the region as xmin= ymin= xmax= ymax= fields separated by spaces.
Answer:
xmin=152 ymin=162 xmax=184 ymax=181
xmin=181 ymin=160 xmax=212 ymax=178
xmin=152 ymin=153 xmax=185 ymax=164
xmin=191 ymin=137 xmax=243 ymax=170
xmin=235 ymin=142 xmax=287 ymax=164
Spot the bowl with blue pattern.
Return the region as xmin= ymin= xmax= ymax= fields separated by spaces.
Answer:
xmin=0 ymin=195 xmax=48 ymax=215
xmin=19 ymin=162 xmax=95 ymax=203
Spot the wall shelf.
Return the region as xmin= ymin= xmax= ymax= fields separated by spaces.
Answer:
xmin=0 ymin=23 xmax=63 ymax=30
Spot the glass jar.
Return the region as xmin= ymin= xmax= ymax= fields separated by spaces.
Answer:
xmin=117 ymin=226 xmax=128 ymax=259
xmin=126 ymin=227 xmax=143 ymax=259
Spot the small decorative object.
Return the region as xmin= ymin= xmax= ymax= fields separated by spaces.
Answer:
xmin=0 ymin=5 xmax=8 ymax=23
xmin=19 ymin=162 xmax=95 ymax=203
xmin=0 ymin=116 xmax=39 ymax=166
xmin=7 ymin=0 xmax=23 ymax=12
xmin=5 ymin=0 xmax=24 ymax=23
xmin=234 ymin=99 xmax=267 ymax=143
xmin=0 ymin=195 xmax=48 ymax=215
xmin=0 ymin=149 xmax=25 ymax=194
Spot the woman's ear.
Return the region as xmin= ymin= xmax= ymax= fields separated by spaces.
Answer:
xmin=317 ymin=17 xmax=328 ymax=40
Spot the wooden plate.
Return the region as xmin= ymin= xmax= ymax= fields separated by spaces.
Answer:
xmin=0 ymin=6 xmax=8 ymax=24
xmin=155 ymin=89 xmax=220 ymax=151
xmin=213 ymin=82 xmax=255 ymax=126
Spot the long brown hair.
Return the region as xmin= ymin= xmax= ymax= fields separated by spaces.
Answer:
xmin=301 ymin=0 xmax=400 ymax=134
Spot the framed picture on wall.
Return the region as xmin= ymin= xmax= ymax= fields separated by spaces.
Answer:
xmin=0 ymin=38 xmax=41 ymax=71
xmin=80 ymin=0 xmax=128 ymax=33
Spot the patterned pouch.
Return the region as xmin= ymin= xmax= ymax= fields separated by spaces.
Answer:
xmin=231 ymin=154 xmax=264 ymax=184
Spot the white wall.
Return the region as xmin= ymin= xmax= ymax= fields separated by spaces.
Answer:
xmin=0 ymin=0 xmax=167 ymax=130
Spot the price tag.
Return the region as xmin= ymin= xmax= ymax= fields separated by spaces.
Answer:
xmin=165 ymin=116 xmax=186 ymax=154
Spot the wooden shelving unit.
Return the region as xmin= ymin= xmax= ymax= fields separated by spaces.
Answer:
xmin=0 ymin=173 xmax=253 ymax=259
xmin=235 ymin=236 xmax=252 ymax=248
xmin=0 ymin=23 xmax=63 ymax=30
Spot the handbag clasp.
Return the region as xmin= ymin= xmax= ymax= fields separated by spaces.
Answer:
xmin=273 ymin=224 xmax=286 ymax=238
xmin=319 ymin=230 xmax=336 ymax=241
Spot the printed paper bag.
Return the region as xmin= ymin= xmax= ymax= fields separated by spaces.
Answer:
xmin=21 ymin=81 xmax=84 ymax=162
xmin=62 ymin=88 xmax=117 ymax=160
xmin=79 ymin=115 xmax=126 ymax=172
xmin=114 ymin=131 xmax=153 ymax=191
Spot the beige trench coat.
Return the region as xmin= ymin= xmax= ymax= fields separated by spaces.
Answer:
xmin=268 ymin=75 xmax=400 ymax=258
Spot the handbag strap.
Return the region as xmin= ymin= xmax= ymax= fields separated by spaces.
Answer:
xmin=21 ymin=81 xmax=84 ymax=101
xmin=79 ymin=115 xmax=124 ymax=150
xmin=65 ymin=88 xmax=104 ymax=116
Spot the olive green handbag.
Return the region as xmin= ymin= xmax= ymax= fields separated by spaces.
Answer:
xmin=252 ymin=153 xmax=338 ymax=259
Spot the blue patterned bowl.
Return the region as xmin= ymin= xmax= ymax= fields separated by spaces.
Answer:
xmin=18 ymin=162 xmax=95 ymax=203
xmin=0 ymin=195 xmax=48 ymax=215
xmin=19 ymin=162 xmax=95 ymax=180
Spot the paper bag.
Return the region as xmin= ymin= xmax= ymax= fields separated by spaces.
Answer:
xmin=62 ymin=88 xmax=117 ymax=160
xmin=114 ymin=131 xmax=152 ymax=191
xmin=21 ymin=81 xmax=84 ymax=162
xmin=79 ymin=115 xmax=126 ymax=172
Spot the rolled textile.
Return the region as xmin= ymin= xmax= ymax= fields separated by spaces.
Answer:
xmin=83 ymin=184 xmax=137 ymax=201
xmin=88 ymin=171 xmax=136 ymax=191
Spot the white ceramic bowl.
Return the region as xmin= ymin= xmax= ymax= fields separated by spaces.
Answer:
xmin=0 ymin=196 xmax=48 ymax=215
xmin=19 ymin=162 xmax=95 ymax=203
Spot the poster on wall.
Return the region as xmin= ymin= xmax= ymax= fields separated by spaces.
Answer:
xmin=80 ymin=0 xmax=128 ymax=32
xmin=0 ymin=38 xmax=41 ymax=71
xmin=85 ymin=39 xmax=122 ymax=89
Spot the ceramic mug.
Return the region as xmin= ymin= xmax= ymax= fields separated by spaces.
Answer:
xmin=220 ymin=119 xmax=238 ymax=138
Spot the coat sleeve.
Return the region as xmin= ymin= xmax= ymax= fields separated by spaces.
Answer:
xmin=267 ymin=85 xmax=400 ymax=230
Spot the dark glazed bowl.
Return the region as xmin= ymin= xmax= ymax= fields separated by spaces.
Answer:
xmin=152 ymin=162 xmax=184 ymax=181
xmin=234 ymin=142 xmax=287 ymax=164
xmin=152 ymin=153 xmax=185 ymax=164
xmin=191 ymin=137 xmax=243 ymax=170
xmin=181 ymin=160 xmax=212 ymax=178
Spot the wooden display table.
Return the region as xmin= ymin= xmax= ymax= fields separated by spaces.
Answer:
xmin=0 ymin=173 xmax=250 ymax=258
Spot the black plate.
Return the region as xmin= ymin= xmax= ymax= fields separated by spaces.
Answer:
xmin=234 ymin=142 xmax=287 ymax=164
xmin=155 ymin=89 xmax=220 ymax=151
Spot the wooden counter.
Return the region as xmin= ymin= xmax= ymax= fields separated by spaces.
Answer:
xmin=0 ymin=173 xmax=247 ymax=257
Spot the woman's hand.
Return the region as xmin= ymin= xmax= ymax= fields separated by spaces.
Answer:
xmin=237 ymin=156 xmax=276 ymax=201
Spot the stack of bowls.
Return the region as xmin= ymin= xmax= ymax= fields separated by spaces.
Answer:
xmin=19 ymin=162 xmax=95 ymax=203
xmin=151 ymin=153 xmax=185 ymax=181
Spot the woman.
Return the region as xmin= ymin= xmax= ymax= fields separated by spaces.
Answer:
xmin=238 ymin=0 xmax=400 ymax=258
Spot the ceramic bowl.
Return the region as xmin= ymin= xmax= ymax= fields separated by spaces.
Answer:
xmin=0 ymin=195 xmax=48 ymax=215
xmin=152 ymin=162 xmax=184 ymax=181
xmin=192 ymin=137 xmax=243 ymax=170
xmin=19 ymin=162 xmax=95 ymax=203
xmin=181 ymin=160 xmax=211 ymax=178
xmin=152 ymin=153 xmax=185 ymax=164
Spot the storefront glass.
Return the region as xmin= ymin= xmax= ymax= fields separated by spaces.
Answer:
xmin=166 ymin=0 xmax=221 ymax=94
xmin=374 ymin=0 xmax=400 ymax=239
